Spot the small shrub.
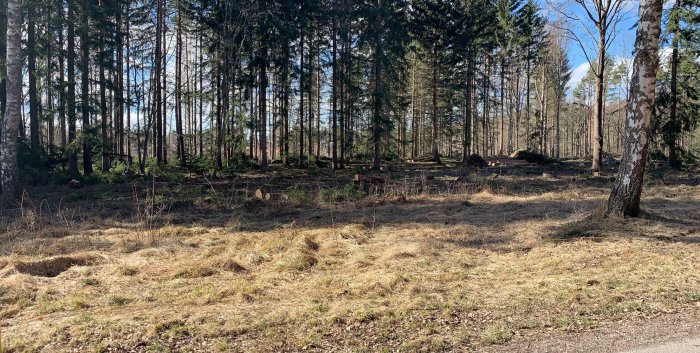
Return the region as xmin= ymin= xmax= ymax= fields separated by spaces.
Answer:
xmin=174 ymin=264 xmax=216 ymax=278
xmin=153 ymin=320 xmax=189 ymax=339
xmin=80 ymin=173 xmax=103 ymax=186
xmin=117 ymin=265 xmax=139 ymax=276
xmin=186 ymin=153 xmax=216 ymax=175
xmin=479 ymin=324 xmax=512 ymax=345
xmin=146 ymin=343 xmax=165 ymax=352
xmin=284 ymin=187 xmax=312 ymax=207
xmin=82 ymin=277 xmax=99 ymax=286
xmin=48 ymin=169 xmax=74 ymax=185
xmin=109 ymin=295 xmax=133 ymax=307
xmin=381 ymin=151 xmax=400 ymax=163
xmin=111 ymin=162 xmax=127 ymax=175
xmin=312 ymin=156 xmax=330 ymax=168
xmin=277 ymin=250 xmax=318 ymax=271
xmin=318 ymin=184 xmax=362 ymax=203
xmin=165 ymin=323 xmax=189 ymax=338
xmin=145 ymin=160 xmax=187 ymax=184
xmin=685 ymin=291 xmax=700 ymax=302
xmin=99 ymin=171 xmax=128 ymax=184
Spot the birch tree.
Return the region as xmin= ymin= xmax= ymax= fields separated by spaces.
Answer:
xmin=606 ymin=0 xmax=664 ymax=217
xmin=0 ymin=0 xmax=22 ymax=207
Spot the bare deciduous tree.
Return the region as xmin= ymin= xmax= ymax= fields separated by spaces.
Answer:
xmin=553 ymin=0 xmax=629 ymax=171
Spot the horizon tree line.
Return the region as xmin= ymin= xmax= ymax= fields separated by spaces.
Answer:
xmin=0 ymin=0 xmax=697 ymax=216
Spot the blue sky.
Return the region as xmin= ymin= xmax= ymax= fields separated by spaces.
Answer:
xmin=539 ymin=0 xmax=642 ymax=92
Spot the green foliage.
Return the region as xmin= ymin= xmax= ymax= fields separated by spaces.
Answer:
xmin=225 ymin=152 xmax=254 ymax=173
xmin=318 ymin=184 xmax=362 ymax=203
xmin=77 ymin=173 xmax=104 ymax=186
xmin=311 ymin=156 xmax=330 ymax=168
xmin=145 ymin=159 xmax=187 ymax=184
xmin=649 ymin=0 xmax=700 ymax=166
xmin=184 ymin=154 xmax=216 ymax=176
xmin=382 ymin=150 xmax=400 ymax=163
xmin=99 ymin=172 xmax=128 ymax=185
xmin=284 ymin=187 xmax=312 ymax=207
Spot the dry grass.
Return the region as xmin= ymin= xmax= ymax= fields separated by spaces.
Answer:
xmin=0 ymin=166 xmax=699 ymax=352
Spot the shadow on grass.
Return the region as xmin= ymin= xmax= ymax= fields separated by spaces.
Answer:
xmin=229 ymin=197 xmax=602 ymax=233
xmin=545 ymin=202 xmax=700 ymax=244
xmin=5 ymin=161 xmax=699 ymax=255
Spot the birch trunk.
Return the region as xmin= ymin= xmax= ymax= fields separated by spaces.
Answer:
xmin=1 ymin=0 xmax=22 ymax=207
xmin=606 ymin=0 xmax=663 ymax=217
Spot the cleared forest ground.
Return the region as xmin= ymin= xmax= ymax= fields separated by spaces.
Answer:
xmin=1 ymin=159 xmax=699 ymax=352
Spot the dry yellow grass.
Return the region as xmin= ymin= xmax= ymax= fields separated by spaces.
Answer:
xmin=0 ymin=178 xmax=699 ymax=352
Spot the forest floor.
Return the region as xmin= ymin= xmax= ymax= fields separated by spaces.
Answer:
xmin=1 ymin=158 xmax=699 ymax=352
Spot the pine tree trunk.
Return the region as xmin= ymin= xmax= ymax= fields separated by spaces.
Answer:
xmin=592 ymin=35 xmax=605 ymax=171
xmin=1 ymin=0 xmax=22 ymax=207
xmin=299 ymin=13 xmax=305 ymax=167
xmin=259 ymin=44 xmax=268 ymax=171
xmin=161 ymin=0 xmax=168 ymax=164
xmin=28 ymin=6 xmax=40 ymax=156
xmin=411 ymin=57 xmax=417 ymax=160
xmin=606 ymin=0 xmax=663 ymax=217
xmin=483 ymin=59 xmax=490 ymax=155
xmin=499 ymin=57 xmax=505 ymax=156
xmin=59 ymin=23 xmax=67 ymax=149
xmin=514 ymin=67 xmax=521 ymax=151
xmin=116 ymin=0 xmax=124 ymax=156
xmin=283 ymin=41 xmax=290 ymax=166
xmin=0 ymin=1 xmax=6 ymax=118
xmin=331 ymin=15 xmax=338 ymax=170
xmin=525 ymin=56 xmax=531 ymax=149
xmin=198 ymin=30 xmax=203 ymax=157
xmin=154 ymin=0 xmax=163 ymax=164
xmin=81 ymin=0 xmax=93 ymax=174
xmin=556 ymin=89 xmax=562 ymax=159
xmin=308 ymin=28 xmax=314 ymax=162
xmin=176 ymin=2 xmax=185 ymax=165
xmin=99 ymin=0 xmax=110 ymax=173
xmin=125 ymin=5 xmax=131 ymax=159
xmin=100 ymin=17 xmax=109 ymax=173
xmin=372 ymin=2 xmax=383 ymax=171
xmin=539 ymin=63 xmax=545 ymax=154
xmin=462 ymin=58 xmax=473 ymax=163
xmin=47 ymin=45 xmax=54 ymax=154
xmin=667 ymin=0 xmax=681 ymax=167
xmin=67 ymin=0 xmax=79 ymax=177
xmin=215 ymin=60 xmax=222 ymax=169
xmin=431 ymin=50 xmax=440 ymax=164
xmin=316 ymin=48 xmax=321 ymax=159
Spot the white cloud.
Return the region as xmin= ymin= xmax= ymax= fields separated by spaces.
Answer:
xmin=568 ymin=62 xmax=591 ymax=94
xmin=659 ymin=46 xmax=673 ymax=64
xmin=622 ymin=0 xmax=639 ymax=13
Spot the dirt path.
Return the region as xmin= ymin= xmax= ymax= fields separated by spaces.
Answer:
xmin=622 ymin=335 xmax=700 ymax=353
xmin=480 ymin=310 xmax=700 ymax=353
